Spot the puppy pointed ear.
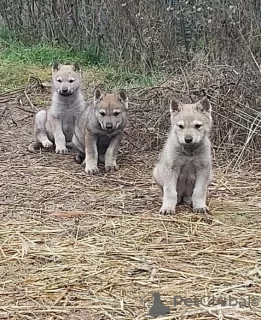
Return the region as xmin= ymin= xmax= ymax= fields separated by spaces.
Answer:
xmin=73 ymin=62 xmax=81 ymax=72
xmin=170 ymin=98 xmax=181 ymax=113
xmin=197 ymin=96 xmax=211 ymax=112
xmin=52 ymin=61 xmax=60 ymax=72
xmin=94 ymin=88 xmax=105 ymax=103
xmin=117 ymin=89 xmax=128 ymax=108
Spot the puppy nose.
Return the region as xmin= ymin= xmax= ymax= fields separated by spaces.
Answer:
xmin=106 ymin=123 xmax=113 ymax=130
xmin=62 ymin=88 xmax=68 ymax=93
xmin=185 ymin=136 xmax=193 ymax=144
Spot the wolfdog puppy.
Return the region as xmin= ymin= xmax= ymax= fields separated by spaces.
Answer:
xmin=153 ymin=96 xmax=213 ymax=214
xmin=72 ymin=88 xmax=128 ymax=174
xmin=28 ymin=61 xmax=85 ymax=154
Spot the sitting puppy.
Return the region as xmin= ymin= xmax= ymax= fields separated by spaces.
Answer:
xmin=153 ymin=96 xmax=213 ymax=214
xmin=28 ymin=61 xmax=85 ymax=154
xmin=72 ymin=88 xmax=128 ymax=174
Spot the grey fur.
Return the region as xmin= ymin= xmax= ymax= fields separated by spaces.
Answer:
xmin=72 ymin=88 xmax=128 ymax=174
xmin=153 ymin=96 xmax=213 ymax=215
xmin=28 ymin=62 xmax=85 ymax=154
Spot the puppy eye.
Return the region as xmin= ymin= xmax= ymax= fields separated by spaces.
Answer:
xmin=57 ymin=79 xmax=62 ymax=83
xmin=178 ymin=124 xmax=184 ymax=129
xmin=114 ymin=111 xmax=120 ymax=117
xmin=195 ymin=124 xmax=202 ymax=129
xmin=69 ymin=79 xmax=74 ymax=83
xmin=100 ymin=111 xmax=106 ymax=117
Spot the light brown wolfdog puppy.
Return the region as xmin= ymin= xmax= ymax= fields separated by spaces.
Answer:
xmin=72 ymin=88 xmax=128 ymax=174
xmin=153 ymin=96 xmax=213 ymax=214
xmin=28 ymin=61 xmax=85 ymax=154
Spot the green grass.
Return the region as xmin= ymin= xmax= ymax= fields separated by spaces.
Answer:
xmin=0 ymin=27 xmax=163 ymax=93
xmin=0 ymin=41 xmax=105 ymax=67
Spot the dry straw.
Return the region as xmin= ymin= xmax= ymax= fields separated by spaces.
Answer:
xmin=0 ymin=66 xmax=260 ymax=319
xmin=127 ymin=59 xmax=261 ymax=169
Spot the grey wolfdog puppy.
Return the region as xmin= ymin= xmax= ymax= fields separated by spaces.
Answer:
xmin=28 ymin=61 xmax=85 ymax=154
xmin=72 ymin=88 xmax=128 ymax=174
xmin=153 ymin=96 xmax=213 ymax=215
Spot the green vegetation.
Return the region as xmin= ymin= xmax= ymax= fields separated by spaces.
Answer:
xmin=0 ymin=27 xmax=163 ymax=93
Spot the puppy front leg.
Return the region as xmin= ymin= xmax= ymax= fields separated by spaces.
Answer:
xmin=192 ymin=166 xmax=211 ymax=213
xmin=72 ymin=132 xmax=85 ymax=164
xmin=157 ymin=167 xmax=179 ymax=215
xmin=84 ymin=130 xmax=99 ymax=174
xmin=104 ymin=132 xmax=123 ymax=172
xmin=52 ymin=117 xmax=67 ymax=154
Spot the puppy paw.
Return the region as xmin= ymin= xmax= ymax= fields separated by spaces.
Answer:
xmin=85 ymin=165 xmax=99 ymax=175
xmin=105 ymin=164 xmax=119 ymax=173
xmin=159 ymin=205 xmax=176 ymax=215
xmin=28 ymin=142 xmax=38 ymax=153
xmin=43 ymin=140 xmax=53 ymax=148
xmin=193 ymin=206 xmax=209 ymax=214
xmin=55 ymin=146 xmax=68 ymax=154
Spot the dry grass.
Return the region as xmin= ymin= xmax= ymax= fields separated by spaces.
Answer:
xmin=0 ymin=71 xmax=261 ymax=320
xmin=128 ymin=58 xmax=261 ymax=168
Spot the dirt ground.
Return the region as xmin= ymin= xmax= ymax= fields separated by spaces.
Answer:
xmin=0 ymin=83 xmax=261 ymax=320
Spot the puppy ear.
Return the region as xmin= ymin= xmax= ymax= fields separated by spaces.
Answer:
xmin=170 ymin=98 xmax=181 ymax=113
xmin=117 ymin=89 xmax=128 ymax=109
xmin=52 ymin=61 xmax=60 ymax=72
xmin=197 ymin=96 xmax=211 ymax=112
xmin=94 ymin=88 xmax=105 ymax=103
xmin=73 ymin=62 xmax=81 ymax=72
